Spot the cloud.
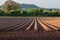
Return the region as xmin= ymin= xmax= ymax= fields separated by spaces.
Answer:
xmin=0 ymin=0 xmax=6 ymax=5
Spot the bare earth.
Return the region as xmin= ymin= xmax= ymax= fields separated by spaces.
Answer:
xmin=0 ymin=17 xmax=60 ymax=40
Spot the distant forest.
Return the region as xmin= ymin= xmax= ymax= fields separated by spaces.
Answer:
xmin=0 ymin=0 xmax=60 ymax=17
xmin=0 ymin=8 xmax=60 ymax=16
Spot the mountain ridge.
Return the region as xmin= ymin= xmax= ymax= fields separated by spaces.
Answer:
xmin=20 ymin=4 xmax=39 ymax=9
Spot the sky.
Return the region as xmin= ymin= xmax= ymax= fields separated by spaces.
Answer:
xmin=0 ymin=0 xmax=60 ymax=9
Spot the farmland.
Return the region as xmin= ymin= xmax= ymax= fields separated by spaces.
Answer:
xmin=0 ymin=17 xmax=60 ymax=40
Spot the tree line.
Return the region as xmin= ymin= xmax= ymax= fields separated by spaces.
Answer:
xmin=0 ymin=8 xmax=60 ymax=17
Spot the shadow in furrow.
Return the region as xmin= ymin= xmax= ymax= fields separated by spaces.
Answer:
xmin=17 ymin=20 xmax=33 ymax=31
xmin=39 ymin=18 xmax=57 ymax=31
xmin=0 ymin=23 xmax=23 ymax=31
xmin=28 ymin=20 xmax=35 ymax=31
xmin=37 ymin=19 xmax=45 ymax=31
xmin=46 ymin=23 xmax=60 ymax=30
xmin=0 ymin=18 xmax=31 ymax=31
xmin=43 ymin=23 xmax=59 ymax=31
xmin=40 ymin=18 xmax=54 ymax=30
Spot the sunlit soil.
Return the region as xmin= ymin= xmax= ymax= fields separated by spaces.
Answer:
xmin=44 ymin=17 xmax=60 ymax=27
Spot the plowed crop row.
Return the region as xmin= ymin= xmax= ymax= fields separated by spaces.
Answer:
xmin=0 ymin=17 xmax=60 ymax=31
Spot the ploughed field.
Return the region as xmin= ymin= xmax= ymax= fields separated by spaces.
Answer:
xmin=0 ymin=17 xmax=60 ymax=40
xmin=0 ymin=17 xmax=60 ymax=31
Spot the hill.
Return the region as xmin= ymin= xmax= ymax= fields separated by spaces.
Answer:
xmin=1 ymin=0 xmax=20 ymax=12
xmin=20 ymin=4 xmax=39 ymax=9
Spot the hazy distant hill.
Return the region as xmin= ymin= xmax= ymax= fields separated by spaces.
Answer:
xmin=1 ymin=0 xmax=39 ymax=10
xmin=20 ymin=4 xmax=39 ymax=9
xmin=0 ymin=0 xmax=59 ymax=10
